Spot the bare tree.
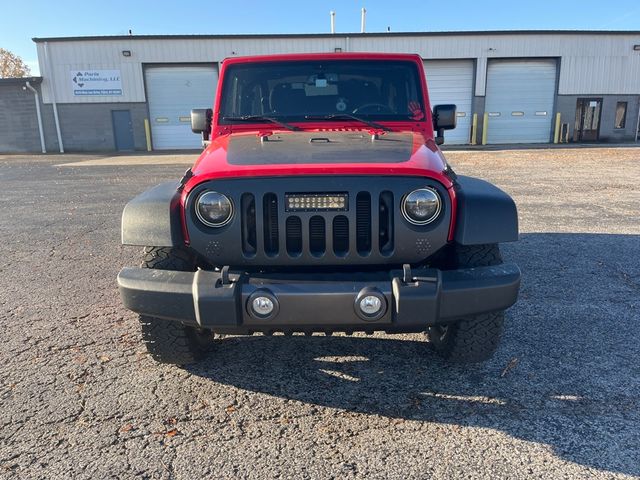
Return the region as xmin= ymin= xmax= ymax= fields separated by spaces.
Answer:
xmin=0 ymin=48 xmax=31 ymax=78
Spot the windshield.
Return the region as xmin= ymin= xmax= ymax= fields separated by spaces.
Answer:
xmin=219 ymin=60 xmax=426 ymax=123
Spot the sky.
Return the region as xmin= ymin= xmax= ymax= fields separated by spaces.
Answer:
xmin=2 ymin=0 xmax=639 ymax=75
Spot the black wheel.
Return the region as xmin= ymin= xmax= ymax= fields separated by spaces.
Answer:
xmin=138 ymin=246 xmax=211 ymax=366
xmin=426 ymin=243 xmax=505 ymax=363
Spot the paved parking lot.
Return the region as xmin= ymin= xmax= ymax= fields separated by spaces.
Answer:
xmin=1 ymin=147 xmax=639 ymax=479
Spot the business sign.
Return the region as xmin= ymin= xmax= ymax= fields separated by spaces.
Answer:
xmin=71 ymin=70 xmax=122 ymax=96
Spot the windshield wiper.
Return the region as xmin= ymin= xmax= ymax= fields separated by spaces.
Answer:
xmin=305 ymin=114 xmax=390 ymax=131
xmin=222 ymin=115 xmax=300 ymax=131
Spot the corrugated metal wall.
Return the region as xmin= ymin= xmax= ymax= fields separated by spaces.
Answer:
xmin=36 ymin=33 xmax=640 ymax=104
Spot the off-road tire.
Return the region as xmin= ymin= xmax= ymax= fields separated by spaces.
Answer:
xmin=427 ymin=243 xmax=505 ymax=363
xmin=138 ymin=246 xmax=211 ymax=365
xmin=141 ymin=246 xmax=197 ymax=271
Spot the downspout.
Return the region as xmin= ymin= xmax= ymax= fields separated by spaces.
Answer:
xmin=43 ymin=42 xmax=64 ymax=153
xmin=24 ymin=81 xmax=46 ymax=153
xmin=635 ymin=97 xmax=640 ymax=143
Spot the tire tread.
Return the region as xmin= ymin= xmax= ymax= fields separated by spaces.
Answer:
xmin=137 ymin=246 xmax=210 ymax=366
xmin=428 ymin=243 xmax=505 ymax=363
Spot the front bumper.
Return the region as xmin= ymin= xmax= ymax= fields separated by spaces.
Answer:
xmin=117 ymin=264 xmax=520 ymax=334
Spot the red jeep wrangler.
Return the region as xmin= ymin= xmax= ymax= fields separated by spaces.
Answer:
xmin=118 ymin=53 xmax=520 ymax=366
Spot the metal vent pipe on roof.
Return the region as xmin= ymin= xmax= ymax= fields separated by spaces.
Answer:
xmin=330 ymin=11 xmax=336 ymax=34
xmin=361 ymin=8 xmax=366 ymax=33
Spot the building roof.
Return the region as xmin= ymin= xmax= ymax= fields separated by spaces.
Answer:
xmin=0 ymin=76 xmax=42 ymax=85
xmin=32 ymin=30 xmax=640 ymax=43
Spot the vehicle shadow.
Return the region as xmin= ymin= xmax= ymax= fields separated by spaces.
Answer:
xmin=187 ymin=233 xmax=640 ymax=476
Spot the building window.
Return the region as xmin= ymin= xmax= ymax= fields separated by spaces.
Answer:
xmin=614 ymin=102 xmax=627 ymax=129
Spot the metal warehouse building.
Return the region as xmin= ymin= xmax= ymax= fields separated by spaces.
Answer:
xmin=2 ymin=30 xmax=639 ymax=152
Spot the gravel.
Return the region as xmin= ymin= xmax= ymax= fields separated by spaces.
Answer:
xmin=1 ymin=147 xmax=639 ymax=479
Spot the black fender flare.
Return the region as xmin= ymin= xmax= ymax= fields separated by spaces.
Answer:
xmin=121 ymin=181 xmax=183 ymax=247
xmin=453 ymin=175 xmax=519 ymax=245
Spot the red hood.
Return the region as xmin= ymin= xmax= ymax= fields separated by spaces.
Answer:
xmin=183 ymin=128 xmax=452 ymax=194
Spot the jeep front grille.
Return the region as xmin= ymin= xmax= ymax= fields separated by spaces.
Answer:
xmin=239 ymin=192 xmax=387 ymax=260
xmin=186 ymin=176 xmax=451 ymax=267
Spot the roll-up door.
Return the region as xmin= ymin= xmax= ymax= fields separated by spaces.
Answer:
xmin=146 ymin=66 xmax=218 ymax=149
xmin=485 ymin=59 xmax=557 ymax=144
xmin=424 ymin=60 xmax=474 ymax=144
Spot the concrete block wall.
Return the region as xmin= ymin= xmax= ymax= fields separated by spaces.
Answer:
xmin=0 ymin=79 xmax=59 ymax=153
xmin=1 ymin=77 xmax=148 ymax=153
xmin=556 ymin=95 xmax=639 ymax=143
xmin=56 ymin=103 xmax=148 ymax=152
xmin=599 ymin=95 xmax=639 ymax=143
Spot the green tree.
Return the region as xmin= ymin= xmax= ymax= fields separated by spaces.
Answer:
xmin=0 ymin=48 xmax=31 ymax=78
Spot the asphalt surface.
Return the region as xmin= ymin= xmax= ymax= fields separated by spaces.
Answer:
xmin=1 ymin=147 xmax=639 ymax=479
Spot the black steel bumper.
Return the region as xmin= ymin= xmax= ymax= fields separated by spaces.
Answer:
xmin=117 ymin=264 xmax=520 ymax=334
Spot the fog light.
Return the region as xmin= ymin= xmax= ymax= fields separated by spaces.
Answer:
xmin=252 ymin=296 xmax=274 ymax=316
xmin=359 ymin=295 xmax=382 ymax=315
xmin=354 ymin=289 xmax=387 ymax=321
xmin=247 ymin=290 xmax=279 ymax=320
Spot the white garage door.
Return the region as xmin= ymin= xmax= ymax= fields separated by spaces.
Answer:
xmin=485 ymin=60 xmax=557 ymax=144
xmin=146 ymin=66 xmax=218 ymax=150
xmin=424 ymin=60 xmax=474 ymax=145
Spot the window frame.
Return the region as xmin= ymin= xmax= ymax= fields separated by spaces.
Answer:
xmin=614 ymin=101 xmax=628 ymax=130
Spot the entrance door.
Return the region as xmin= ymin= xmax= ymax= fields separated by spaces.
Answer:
xmin=112 ymin=110 xmax=135 ymax=151
xmin=574 ymin=98 xmax=602 ymax=142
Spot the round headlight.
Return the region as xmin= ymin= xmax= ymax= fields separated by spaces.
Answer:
xmin=402 ymin=188 xmax=441 ymax=225
xmin=195 ymin=191 xmax=233 ymax=227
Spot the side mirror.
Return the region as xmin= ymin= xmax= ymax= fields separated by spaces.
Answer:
xmin=433 ymin=104 xmax=457 ymax=145
xmin=190 ymin=108 xmax=212 ymax=134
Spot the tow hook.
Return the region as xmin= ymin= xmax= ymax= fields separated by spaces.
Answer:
xmin=402 ymin=263 xmax=438 ymax=284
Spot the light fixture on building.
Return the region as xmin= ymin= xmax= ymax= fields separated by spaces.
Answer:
xmin=334 ymin=47 xmax=343 ymax=53
xmin=634 ymin=45 xmax=640 ymax=51
xmin=122 ymin=50 xmax=131 ymax=57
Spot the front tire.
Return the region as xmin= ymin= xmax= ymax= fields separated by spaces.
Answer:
xmin=427 ymin=243 xmax=505 ymax=363
xmin=138 ymin=246 xmax=211 ymax=366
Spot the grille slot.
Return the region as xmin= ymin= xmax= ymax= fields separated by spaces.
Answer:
xmin=309 ymin=216 xmax=326 ymax=257
xmin=286 ymin=216 xmax=302 ymax=256
xmin=379 ymin=191 xmax=394 ymax=255
xmin=263 ymin=193 xmax=279 ymax=256
xmin=333 ymin=215 xmax=349 ymax=256
xmin=240 ymin=193 xmax=256 ymax=256
xmin=356 ymin=192 xmax=371 ymax=256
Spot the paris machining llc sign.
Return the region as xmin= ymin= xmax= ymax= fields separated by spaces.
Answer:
xmin=71 ymin=70 xmax=122 ymax=96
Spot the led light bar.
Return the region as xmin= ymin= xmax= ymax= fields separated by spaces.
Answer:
xmin=285 ymin=193 xmax=349 ymax=212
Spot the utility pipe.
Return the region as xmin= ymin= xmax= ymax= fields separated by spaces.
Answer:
xmin=330 ymin=11 xmax=336 ymax=34
xmin=635 ymin=98 xmax=640 ymax=143
xmin=43 ymin=42 xmax=64 ymax=153
xmin=361 ymin=8 xmax=366 ymax=33
xmin=24 ymin=81 xmax=46 ymax=153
